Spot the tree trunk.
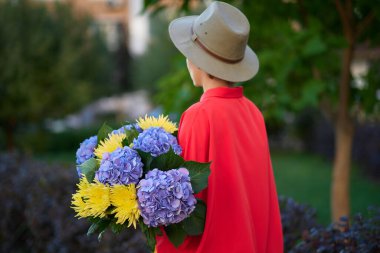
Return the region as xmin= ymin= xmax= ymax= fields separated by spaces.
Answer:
xmin=331 ymin=118 xmax=354 ymax=223
xmin=331 ymin=40 xmax=354 ymax=224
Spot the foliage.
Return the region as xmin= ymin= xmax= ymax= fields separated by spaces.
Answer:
xmin=0 ymin=153 xmax=148 ymax=253
xmin=130 ymin=11 xmax=179 ymax=93
xmin=278 ymin=196 xmax=322 ymax=252
xmin=279 ymin=195 xmax=380 ymax=252
xmin=154 ymin=58 xmax=203 ymax=118
xmin=144 ymin=0 xmax=380 ymax=224
xmin=144 ymin=0 xmax=380 ymax=122
xmin=1 ymin=151 xmax=379 ymax=252
xmin=12 ymin=126 xmax=100 ymax=154
xmin=290 ymin=206 xmax=380 ymax=253
xmin=357 ymin=60 xmax=380 ymax=119
xmin=0 ymin=0 xmax=114 ymax=149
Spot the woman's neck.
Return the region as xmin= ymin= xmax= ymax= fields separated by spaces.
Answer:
xmin=202 ymin=78 xmax=233 ymax=93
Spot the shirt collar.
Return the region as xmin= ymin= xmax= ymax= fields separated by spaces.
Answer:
xmin=200 ymin=86 xmax=244 ymax=102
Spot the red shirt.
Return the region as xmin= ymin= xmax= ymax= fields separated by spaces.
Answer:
xmin=156 ymin=86 xmax=284 ymax=253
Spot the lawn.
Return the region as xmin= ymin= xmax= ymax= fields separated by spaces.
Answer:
xmin=271 ymin=150 xmax=380 ymax=226
xmin=36 ymin=150 xmax=380 ymax=227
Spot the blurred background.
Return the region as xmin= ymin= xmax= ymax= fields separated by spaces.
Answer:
xmin=0 ymin=0 xmax=379 ymax=252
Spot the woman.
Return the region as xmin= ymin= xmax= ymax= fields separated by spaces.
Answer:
xmin=155 ymin=1 xmax=284 ymax=252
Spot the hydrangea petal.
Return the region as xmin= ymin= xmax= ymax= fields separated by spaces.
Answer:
xmin=137 ymin=168 xmax=196 ymax=227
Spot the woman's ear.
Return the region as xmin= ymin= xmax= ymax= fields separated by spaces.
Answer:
xmin=186 ymin=59 xmax=201 ymax=87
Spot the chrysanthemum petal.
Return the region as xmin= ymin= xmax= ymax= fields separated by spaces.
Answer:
xmin=94 ymin=133 xmax=126 ymax=160
xmin=110 ymin=184 xmax=140 ymax=228
xmin=71 ymin=177 xmax=111 ymax=219
xmin=84 ymin=180 xmax=111 ymax=218
xmin=71 ymin=177 xmax=91 ymax=218
xmin=136 ymin=114 xmax=178 ymax=133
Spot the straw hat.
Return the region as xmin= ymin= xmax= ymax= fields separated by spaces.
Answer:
xmin=168 ymin=1 xmax=259 ymax=83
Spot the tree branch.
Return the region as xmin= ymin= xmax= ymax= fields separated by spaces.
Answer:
xmin=356 ymin=11 xmax=375 ymax=38
xmin=335 ymin=0 xmax=354 ymax=43
xmin=345 ymin=0 xmax=353 ymax=24
xmin=297 ymin=0 xmax=308 ymax=26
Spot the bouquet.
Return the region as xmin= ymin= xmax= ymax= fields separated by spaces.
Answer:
xmin=71 ymin=114 xmax=211 ymax=251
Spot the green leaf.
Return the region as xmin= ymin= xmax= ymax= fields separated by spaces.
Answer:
xmin=79 ymin=158 xmax=99 ymax=182
xmin=98 ymin=230 xmax=106 ymax=242
xmin=97 ymin=122 xmax=113 ymax=145
xmin=301 ymin=35 xmax=327 ymax=57
xmin=150 ymin=147 xmax=185 ymax=171
xmin=164 ymin=223 xmax=187 ymax=248
xmin=139 ymin=222 xmax=160 ymax=252
xmin=183 ymin=0 xmax=190 ymax=12
xmin=136 ymin=150 xmax=153 ymax=173
xmin=110 ymin=221 xmax=127 ymax=234
xmin=182 ymin=161 xmax=211 ymax=193
xmin=87 ymin=223 xmax=98 ymax=236
xmin=182 ymin=199 xmax=207 ymax=236
xmin=293 ymin=79 xmax=325 ymax=110
xmin=154 ymin=226 xmax=163 ymax=236
xmin=125 ymin=128 xmax=140 ymax=146
xmin=87 ymin=218 xmax=111 ymax=237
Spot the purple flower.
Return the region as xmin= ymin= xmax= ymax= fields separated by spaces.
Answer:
xmin=95 ymin=146 xmax=143 ymax=185
xmin=137 ymin=168 xmax=197 ymax=227
xmin=76 ymin=136 xmax=98 ymax=177
xmin=132 ymin=127 xmax=182 ymax=157
xmin=111 ymin=124 xmax=133 ymax=135
xmin=133 ymin=123 xmax=143 ymax=133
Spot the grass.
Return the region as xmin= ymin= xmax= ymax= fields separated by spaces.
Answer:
xmin=36 ymin=150 xmax=380 ymax=227
xmin=271 ymin=150 xmax=380 ymax=226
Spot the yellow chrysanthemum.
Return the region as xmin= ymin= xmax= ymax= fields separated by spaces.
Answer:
xmin=136 ymin=114 xmax=178 ymax=134
xmin=71 ymin=176 xmax=91 ymax=218
xmin=85 ymin=180 xmax=111 ymax=218
xmin=71 ymin=177 xmax=111 ymax=219
xmin=94 ymin=133 xmax=126 ymax=160
xmin=110 ymin=184 xmax=141 ymax=228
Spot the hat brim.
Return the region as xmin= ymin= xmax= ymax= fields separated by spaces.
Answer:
xmin=168 ymin=16 xmax=259 ymax=83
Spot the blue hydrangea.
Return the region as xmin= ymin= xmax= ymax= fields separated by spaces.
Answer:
xmin=137 ymin=168 xmax=197 ymax=227
xmin=95 ymin=146 xmax=143 ymax=185
xmin=111 ymin=124 xmax=133 ymax=135
xmin=132 ymin=127 xmax=182 ymax=157
xmin=133 ymin=123 xmax=143 ymax=133
xmin=76 ymin=136 xmax=98 ymax=177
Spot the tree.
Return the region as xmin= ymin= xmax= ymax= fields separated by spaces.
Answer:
xmin=0 ymin=0 xmax=114 ymax=150
xmin=143 ymin=0 xmax=380 ymax=223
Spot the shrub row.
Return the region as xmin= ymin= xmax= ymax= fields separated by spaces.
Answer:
xmin=0 ymin=153 xmax=378 ymax=252
xmin=279 ymin=195 xmax=380 ymax=252
xmin=0 ymin=152 xmax=148 ymax=253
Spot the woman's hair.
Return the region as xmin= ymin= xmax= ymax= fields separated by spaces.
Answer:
xmin=207 ymin=73 xmax=235 ymax=86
